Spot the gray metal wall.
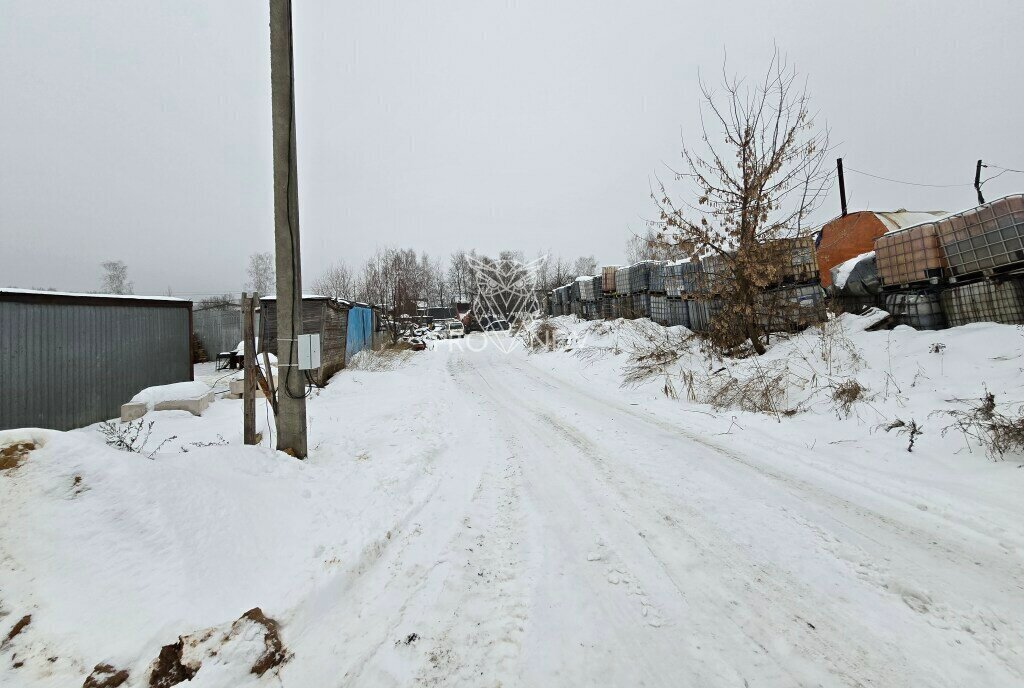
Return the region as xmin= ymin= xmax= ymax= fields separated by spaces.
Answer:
xmin=193 ymin=308 xmax=241 ymax=358
xmin=0 ymin=298 xmax=192 ymax=431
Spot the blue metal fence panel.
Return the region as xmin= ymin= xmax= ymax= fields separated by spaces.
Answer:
xmin=0 ymin=293 xmax=192 ymax=431
xmin=345 ymin=306 xmax=374 ymax=362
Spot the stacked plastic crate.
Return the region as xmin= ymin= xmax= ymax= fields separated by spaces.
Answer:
xmin=649 ymin=263 xmax=667 ymax=294
xmin=629 ymin=293 xmax=651 ymax=318
xmin=938 ymin=195 xmax=1024 ymax=281
xmin=668 ymin=298 xmax=690 ymax=328
xmin=687 ymin=298 xmax=723 ymax=333
xmin=935 ymin=195 xmax=1024 ymax=327
xmin=755 ymin=284 xmax=827 ymax=331
xmin=940 ymin=279 xmax=1024 ymax=326
xmin=650 ymin=294 xmax=669 ymax=324
xmin=578 ymin=275 xmax=599 ymax=320
xmin=589 ymin=276 xmax=605 ymax=320
xmin=615 ymin=266 xmax=630 ymax=295
xmin=874 ymin=220 xmax=948 ymax=329
xmin=758 ymin=238 xmax=825 ymax=333
xmin=884 ymin=291 xmax=946 ymax=330
xmin=628 ymin=261 xmax=658 ymax=294
xmin=601 ymin=266 xmax=620 ymax=294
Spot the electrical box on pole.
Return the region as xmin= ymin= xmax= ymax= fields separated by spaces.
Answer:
xmin=297 ymin=334 xmax=321 ymax=370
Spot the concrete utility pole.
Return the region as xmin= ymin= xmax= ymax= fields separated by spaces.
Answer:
xmin=269 ymin=0 xmax=308 ymax=458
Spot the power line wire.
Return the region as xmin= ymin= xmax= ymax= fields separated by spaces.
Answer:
xmin=844 ymin=166 xmax=970 ymax=189
xmin=983 ymin=163 xmax=1024 ymax=174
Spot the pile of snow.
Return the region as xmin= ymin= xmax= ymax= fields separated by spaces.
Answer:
xmin=0 ymin=346 xmax=455 ymax=686
xmin=527 ymin=312 xmax=1024 ymax=459
xmin=0 ymin=428 xmax=314 ymax=683
xmin=129 ymin=381 xmax=211 ymax=409
xmin=526 ymin=315 xmax=689 ymax=352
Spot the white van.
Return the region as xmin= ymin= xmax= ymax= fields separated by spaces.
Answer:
xmin=447 ymin=321 xmax=465 ymax=339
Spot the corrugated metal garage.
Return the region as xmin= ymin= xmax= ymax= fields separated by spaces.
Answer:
xmin=0 ymin=289 xmax=193 ymax=431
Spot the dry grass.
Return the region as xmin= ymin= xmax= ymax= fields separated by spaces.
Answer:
xmin=347 ymin=347 xmax=415 ymax=371
xmin=831 ymin=379 xmax=866 ymax=418
xmin=705 ymin=359 xmax=797 ymax=418
xmin=621 ymin=330 xmax=696 ymax=387
xmin=879 ymin=418 xmax=923 ymax=453
xmin=934 ymin=390 xmax=1024 ymax=460
xmin=519 ymin=319 xmax=563 ymax=352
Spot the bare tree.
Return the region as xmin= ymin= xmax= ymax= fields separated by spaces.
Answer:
xmin=423 ymin=254 xmax=449 ymax=307
xmin=356 ymin=247 xmax=435 ymax=319
xmin=246 ymin=252 xmax=276 ymax=295
xmin=571 ymin=255 xmax=598 ymax=277
xmin=447 ymin=250 xmax=472 ymax=302
xmin=551 ymin=255 xmax=573 ymax=288
xmin=625 ymin=227 xmax=690 ymax=263
xmin=100 ymin=260 xmax=133 ymax=295
xmin=311 ymin=261 xmax=355 ymax=301
xmin=652 ymin=51 xmax=831 ymax=354
xmin=196 ymin=293 xmax=238 ymax=310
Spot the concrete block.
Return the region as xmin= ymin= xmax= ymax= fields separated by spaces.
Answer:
xmin=154 ymin=391 xmax=214 ymax=417
xmin=120 ymin=402 xmax=148 ymax=422
xmin=225 ymin=378 xmax=274 ymax=400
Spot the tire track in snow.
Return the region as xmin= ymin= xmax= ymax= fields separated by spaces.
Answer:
xmin=459 ymin=356 xmax=814 ymax=686
xmin=412 ymin=448 xmax=529 ymax=687
xmin=507 ymin=350 xmax=1024 ymax=684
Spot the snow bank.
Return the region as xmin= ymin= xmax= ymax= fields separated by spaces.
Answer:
xmin=527 ymin=312 xmax=1024 ymax=460
xmin=0 ymin=429 xmax=316 ymax=681
xmin=0 ymin=348 xmax=454 ymax=686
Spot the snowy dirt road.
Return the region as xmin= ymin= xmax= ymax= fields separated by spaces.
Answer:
xmin=279 ymin=335 xmax=1023 ymax=687
xmin=3 ymin=326 xmax=1023 ymax=688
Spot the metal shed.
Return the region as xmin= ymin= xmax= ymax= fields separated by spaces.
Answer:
xmin=258 ymin=294 xmax=349 ymax=387
xmin=0 ymin=289 xmax=193 ymax=431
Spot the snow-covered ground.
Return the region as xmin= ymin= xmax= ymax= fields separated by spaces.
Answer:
xmin=2 ymin=317 xmax=1024 ymax=687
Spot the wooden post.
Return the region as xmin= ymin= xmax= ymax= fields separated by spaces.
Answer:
xmin=243 ymin=292 xmax=258 ymax=445
xmin=837 ymin=158 xmax=848 ymax=217
xmin=261 ymin=345 xmax=278 ymax=415
xmin=975 ymin=159 xmax=985 ymax=205
xmin=270 ymin=0 xmax=308 ymax=457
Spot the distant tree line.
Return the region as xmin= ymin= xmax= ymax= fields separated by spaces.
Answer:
xmin=93 ymin=248 xmax=596 ymax=317
xmin=307 ymin=248 xmax=597 ymax=317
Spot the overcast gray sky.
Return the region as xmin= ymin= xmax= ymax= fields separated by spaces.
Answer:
xmin=2 ymin=0 xmax=1022 ymax=297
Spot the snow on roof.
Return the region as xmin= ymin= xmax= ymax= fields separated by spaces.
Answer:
xmin=0 ymin=288 xmax=188 ymax=302
xmin=881 ymin=193 xmax=1023 ymax=236
xmin=259 ymin=293 xmax=333 ymax=301
xmin=874 ymin=210 xmax=948 ymax=233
